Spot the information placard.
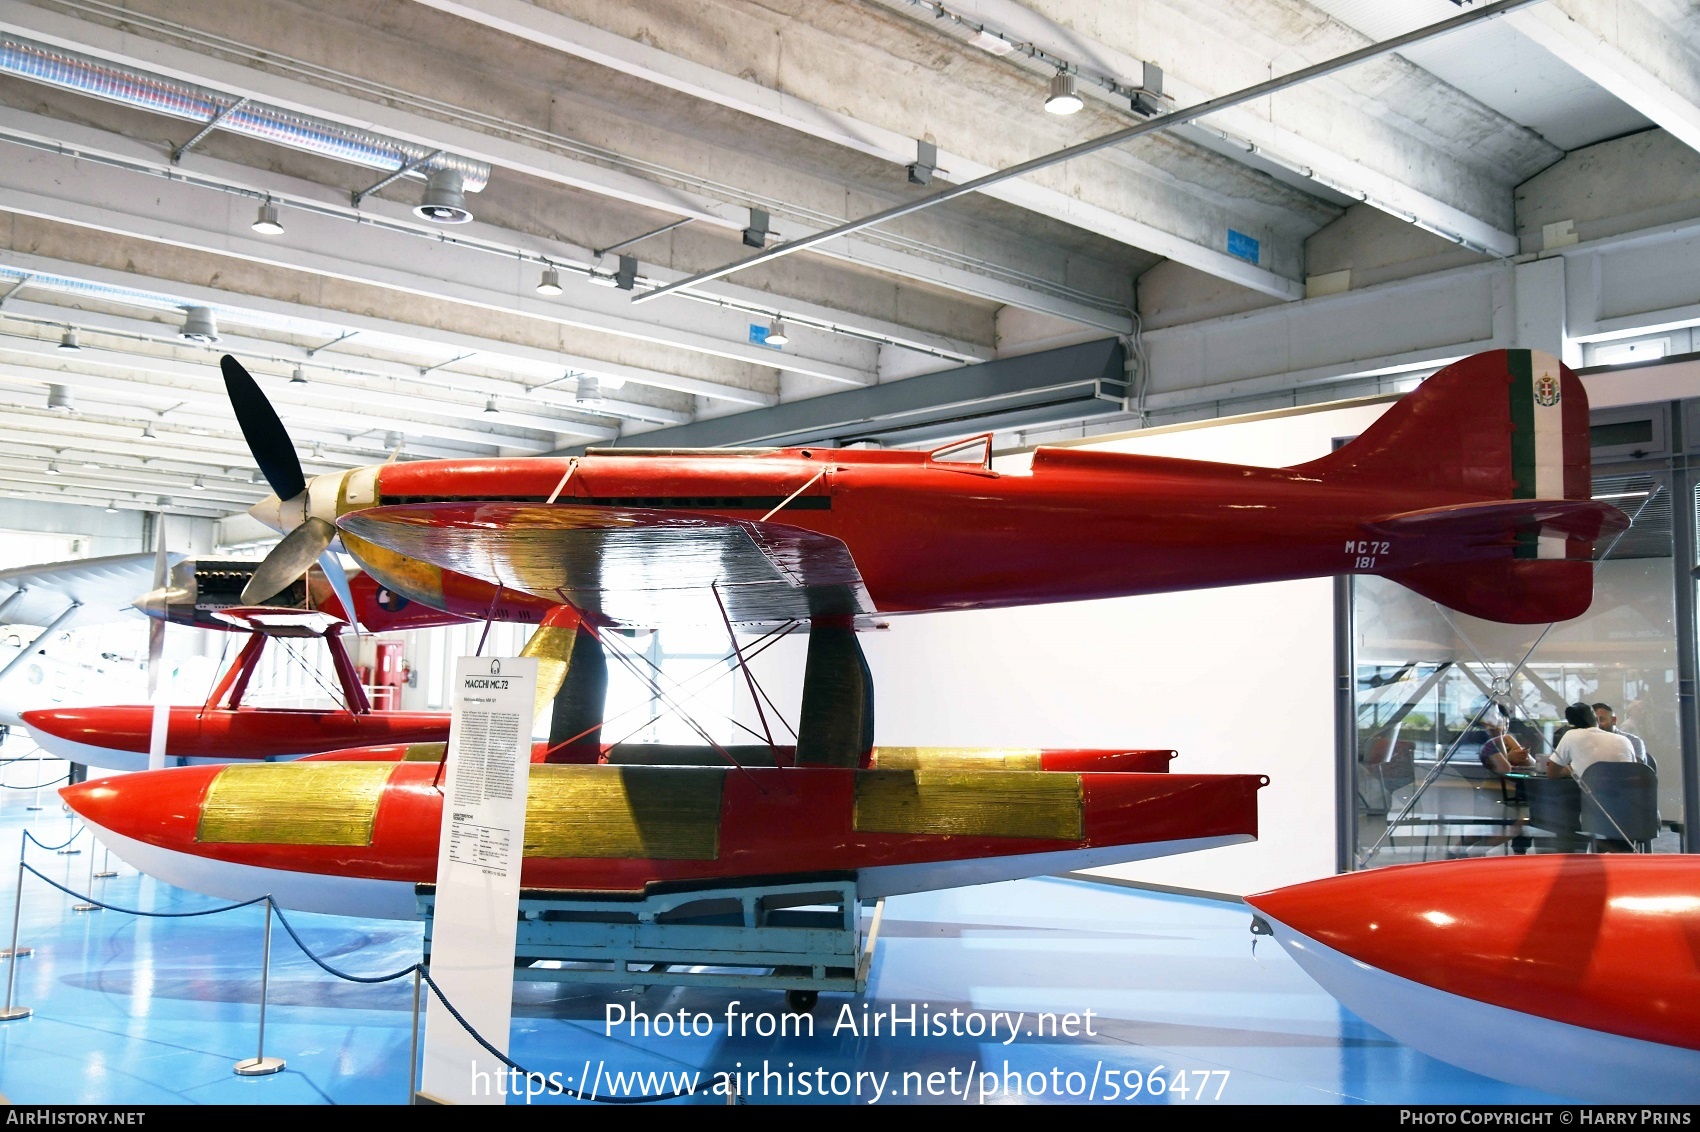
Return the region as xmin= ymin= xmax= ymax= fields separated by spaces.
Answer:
xmin=420 ymin=655 xmax=538 ymax=1105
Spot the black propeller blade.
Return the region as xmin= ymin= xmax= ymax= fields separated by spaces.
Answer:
xmin=220 ymin=354 xmax=306 ymax=501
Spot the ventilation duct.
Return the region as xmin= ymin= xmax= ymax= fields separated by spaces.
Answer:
xmin=0 ymin=34 xmax=490 ymax=194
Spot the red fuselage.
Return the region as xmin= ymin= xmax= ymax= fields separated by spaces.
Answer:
xmin=360 ymin=448 xmax=1466 ymax=616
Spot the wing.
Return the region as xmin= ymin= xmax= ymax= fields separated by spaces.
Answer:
xmin=0 ymin=552 xmax=187 ymax=629
xmin=338 ymin=503 xmax=873 ymax=627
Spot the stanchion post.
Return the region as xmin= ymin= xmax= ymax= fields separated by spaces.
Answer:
xmin=408 ymin=966 xmax=422 ymax=1105
xmin=233 ymin=899 xmax=285 ymax=1076
xmin=72 ymin=839 xmax=97 ymax=913
xmin=94 ymin=844 xmax=116 ymax=880
xmin=0 ymin=859 xmax=32 ymax=1018
xmin=56 ymin=824 xmax=80 ymax=856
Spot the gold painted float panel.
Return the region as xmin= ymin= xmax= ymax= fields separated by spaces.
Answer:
xmin=402 ymin=743 xmax=447 ymax=762
xmin=871 ymin=747 xmax=1044 ymax=771
xmin=198 ymin=763 xmax=396 ymax=845
xmin=524 ymin=765 xmax=724 ymax=860
xmin=853 ymin=770 xmax=1083 ymax=840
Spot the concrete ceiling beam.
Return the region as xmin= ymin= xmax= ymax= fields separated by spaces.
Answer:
xmin=0 ymin=245 xmax=776 ymax=412
xmin=403 ymin=0 xmax=1313 ymax=298
xmin=901 ymin=0 xmax=1528 ymax=257
xmin=1510 ymin=0 xmax=1700 ymax=155
xmin=0 ymin=134 xmax=878 ymax=390
xmin=0 ymin=341 xmax=590 ymax=451
xmin=0 ymin=1 xmax=1123 ymax=334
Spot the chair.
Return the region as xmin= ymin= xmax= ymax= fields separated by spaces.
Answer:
xmin=1578 ymin=761 xmax=1660 ymax=851
xmin=1523 ymin=775 xmax=1585 ymax=852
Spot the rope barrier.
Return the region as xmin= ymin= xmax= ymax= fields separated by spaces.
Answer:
xmin=22 ymin=827 xmax=83 ymax=853
xmin=417 ymin=969 xmax=716 ymax=1104
xmin=21 ymin=865 xmax=269 ymax=918
xmin=0 ymin=774 xmax=69 ymax=790
xmin=7 ymin=859 xmax=722 ymax=1104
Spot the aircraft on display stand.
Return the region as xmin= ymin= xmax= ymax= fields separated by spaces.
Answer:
xmin=53 ymin=347 xmax=1631 ymax=915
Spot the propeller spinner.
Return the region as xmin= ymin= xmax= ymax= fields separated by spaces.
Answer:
xmin=221 ymin=354 xmax=361 ymax=626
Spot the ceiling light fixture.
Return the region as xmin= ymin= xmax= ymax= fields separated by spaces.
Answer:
xmin=385 ymin=430 xmax=403 ymax=451
xmin=1045 ymin=71 xmax=1083 ymax=115
xmin=251 ymin=198 xmax=284 ymax=236
xmin=141 ymin=423 xmax=159 ymax=441
xmin=179 ymin=306 xmax=219 ymax=343
xmin=765 ymin=319 xmax=790 ymax=347
xmin=46 ymin=384 xmax=73 ymax=411
xmin=535 ymin=266 xmax=563 ymax=296
xmin=56 ymin=327 xmax=79 ymax=352
xmin=105 ymin=501 xmax=119 ymax=514
xmin=44 ymin=461 xmax=60 ymax=475
xmin=192 ymin=477 xmax=206 ymax=491
xmin=414 ymin=169 xmax=473 ymax=224
xmin=484 ymin=396 xmax=500 ymax=414
xmin=290 ymin=365 xmax=308 ymax=384
xmin=575 ymin=375 xmax=602 ymax=406
xmin=81 ymin=460 xmax=100 ymax=471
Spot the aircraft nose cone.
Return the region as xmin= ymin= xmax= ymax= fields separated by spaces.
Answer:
xmin=133 ymin=586 xmax=185 ymax=619
xmin=249 ymin=492 xmax=284 ymax=533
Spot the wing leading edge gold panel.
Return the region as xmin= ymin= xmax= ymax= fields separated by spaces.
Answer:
xmin=198 ymin=762 xmax=397 ymax=845
xmin=853 ymin=770 xmax=1083 ymax=839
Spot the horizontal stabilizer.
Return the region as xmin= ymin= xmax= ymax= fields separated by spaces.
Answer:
xmin=1368 ymin=498 xmax=1629 ymax=551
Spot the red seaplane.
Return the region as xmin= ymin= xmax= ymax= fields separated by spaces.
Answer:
xmin=59 ymin=348 xmax=1625 ymax=914
xmin=18 ymin=563 xmax=513 ymax=772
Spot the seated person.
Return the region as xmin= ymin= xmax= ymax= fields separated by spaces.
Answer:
xmin=1592 ymin=701 xmax=1652 ymax=769
xmin=1548 ymin=702 xmax=1637 ymax=779
xmin=1478 ymin=719 xmax=1537 ymax=775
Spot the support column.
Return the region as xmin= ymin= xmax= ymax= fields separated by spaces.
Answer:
xmin=1513 ymin=256 xmax=1577 ymax=366
xmin=794 ymin=616 xmax=874 ymax=768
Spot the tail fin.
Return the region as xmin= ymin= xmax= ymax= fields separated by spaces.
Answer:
xmin=1300 ymin=349 xmax=1620 ymax=624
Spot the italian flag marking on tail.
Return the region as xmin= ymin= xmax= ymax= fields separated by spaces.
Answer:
xmin=1508 ymin=349 xmax=1568 ymax=560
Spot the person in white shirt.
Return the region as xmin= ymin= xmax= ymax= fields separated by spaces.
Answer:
xmin=1548 ymin=702 xmax=1637 ymax=780
xmin=1591 ymin=702 xmax=1650 ymax=767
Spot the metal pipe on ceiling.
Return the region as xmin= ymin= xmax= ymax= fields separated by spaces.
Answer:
xmin=636 ymin=0 xmax=1545 ymax=305
xmin=0 ymin=33 xmax=491 ymax=192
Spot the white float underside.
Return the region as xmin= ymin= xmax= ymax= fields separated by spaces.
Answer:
xmin=1261 ymin=912 xmax=1700 ymax=1103
xmin=81 ymin=815 xmax=1250 ymax=921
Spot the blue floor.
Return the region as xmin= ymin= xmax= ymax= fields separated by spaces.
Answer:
xmin=0 ymin=763 xmax=1573 ymax=1105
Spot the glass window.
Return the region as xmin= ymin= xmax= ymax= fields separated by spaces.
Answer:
xmin=1350 ymin=464 xmax=1682 ymax=866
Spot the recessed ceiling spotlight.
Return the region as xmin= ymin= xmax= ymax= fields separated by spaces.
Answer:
xmin=47 ymin=384 xmax=73 ymax=411
xmin=1045 ymin=71 xmax=1083 ymax=115
xmin=765 ymin=319 xmax=790 ymax=347
xmin=179 ymin=306 xmax=219 ymax=343
xmin=414 ymin=168 xmax=473 ymax=224
xmin=251 ymin=198 xmax=284 ymax=236
xmin=56 ymin=327 xmax=80 ymax=352
xmin=290 ymin=365 xmax=308 ymax=384
xmin=484 ymin=396 xmax=500 ymax=414
xmin=535 ymin=266 xmax=563 ymax=296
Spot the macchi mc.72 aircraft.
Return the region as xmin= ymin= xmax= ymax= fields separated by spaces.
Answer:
xmin=60 ymin=348 xmax=1627 ymax=916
